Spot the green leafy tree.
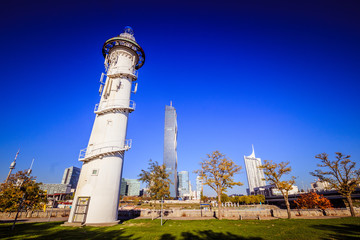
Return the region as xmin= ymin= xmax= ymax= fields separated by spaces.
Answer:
xmin=221 ymin=193 xmax=229 ymax=203
xmin=310 ymin=152 xmax=360 ymax=217
xmin=231 ymin=196 xmax=240 ymax=203
xmin=242 ymin=196 xmax=251 ymax=205
xmin=259 ymin=160 xmax=296 ymax=219
xmin=195 ymin=151 xmax=242 ymax=220
xmin=0 ymin=170 xmax=46 ymax=212
xmin=138 ymin=160 xmax=171 ymax=201
xmin=200 ymin=193 xmax=209 ymax=203
xmin=232 ymin=195 xmax=264 ymax=205
xmin=257 ymin=194 xmax=265 ymax=204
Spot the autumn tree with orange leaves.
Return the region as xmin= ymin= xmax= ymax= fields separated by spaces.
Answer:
xmin=195 ymin=151 xmax=242 ymax=220
xmin=295 ymin=192 xmax=332 ymax=210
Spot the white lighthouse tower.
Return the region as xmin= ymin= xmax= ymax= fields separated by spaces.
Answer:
xmin=67 ymin=27 xmax=145 ymax=225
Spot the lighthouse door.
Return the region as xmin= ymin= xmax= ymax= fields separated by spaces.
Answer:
xmin=73 ymin=197 xmax=90 ymax=224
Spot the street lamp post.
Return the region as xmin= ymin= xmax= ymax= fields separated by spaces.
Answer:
xmin=11 ymin=179 xmax=25 ymax=231
xmin=161 ymin=197 xmax=163 ymax=226
xmin=48 ymin=197 xmax=56 ymax=222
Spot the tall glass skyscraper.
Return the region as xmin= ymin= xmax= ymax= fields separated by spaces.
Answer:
xmin=178 ymin=171 xmax=189 ymax=198
xmin=244 ymin=145 xmax=266 ymax=195
xmin=163 ymin=102 xmax=178 ymax=198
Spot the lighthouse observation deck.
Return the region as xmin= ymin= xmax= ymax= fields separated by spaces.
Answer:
xmin=78 ymin=139 xmax=132 ymax=162
xmin=102 ymin=27 xmax=145 ymax=70
xmin=94 ymin=99 xmax=136 ymax=114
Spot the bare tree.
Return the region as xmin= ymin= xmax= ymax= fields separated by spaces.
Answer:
xmin=194 ymin=151 xmax=242 ymax=220
xmin=311 ymin=152 xmax=360 ymax=217
xmin=259 ymin=160 xmax=296 ymax=219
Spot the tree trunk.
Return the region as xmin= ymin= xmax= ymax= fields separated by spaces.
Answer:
xmin=217 ymin=192 xmax=222 ymax=220
xmin=284 ymin=195 xmax=291 ymax=219
xmin=346 ymin=194 xmax=356 ymax=217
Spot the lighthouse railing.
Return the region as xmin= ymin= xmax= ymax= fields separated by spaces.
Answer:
xmin=79 ymin=139 xmax=132 ymax=161
xmin=106 ymin=68 xmax=138 ymax=79
xmin=94 ymin=100 xmax=136 ymax=113
xmin=133 ymin=70 xmax=138 ymax=78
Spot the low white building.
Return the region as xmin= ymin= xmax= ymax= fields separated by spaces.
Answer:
xmin=310 ymin=180 xmax=333 ymax=192
xmin=254 ymin=184 xmax=299 ymax=196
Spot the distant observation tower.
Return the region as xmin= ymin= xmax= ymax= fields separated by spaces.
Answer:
xmin=67 ymin=27 xmax=145 ymax=225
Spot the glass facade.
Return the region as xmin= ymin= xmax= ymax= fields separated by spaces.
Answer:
xmin=163 ymin=103 xmax=178 ymax=198
xmin=61 ymin=166 xmax=81 ymax=189
xmin=196 ymin=176 xmax=203 ymax=200
xmin=178 ymin=171 xmax=189 ymax=198
xmin=120 ymin=178 xmax=127 ymax=196
xmin=120 ymin=178 xmax=140 ymax=196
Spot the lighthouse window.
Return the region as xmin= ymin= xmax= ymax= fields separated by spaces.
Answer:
xmin=92 ymin=169 xmax=99 ymax=176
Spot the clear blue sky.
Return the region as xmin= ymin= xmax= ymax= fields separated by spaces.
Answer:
xmin=1 ymin=0 xmax=359 ymax=196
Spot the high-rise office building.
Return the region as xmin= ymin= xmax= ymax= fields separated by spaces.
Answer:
xmin=126 ymin=179 xmax=141 ymax=196
xmin=244 ymin=145 xmax=266 ymax=195
xmin=163 ymin=102 xmax=178 ymax=198
xmin=178 ymin=171 xmax=190 ymax=198
xmin=196 ymin=176 xmax=203 ymax=200
xmin=120 ymin=178 xmax=141 ymax=196
xmin=120 ymin=178 xmax=127 ymax=196
xmin=61 ymin=166 xmax=81 ymax=189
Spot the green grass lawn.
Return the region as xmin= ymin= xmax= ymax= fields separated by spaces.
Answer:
xmin=1 ymin=217 xmax=359 ymax=240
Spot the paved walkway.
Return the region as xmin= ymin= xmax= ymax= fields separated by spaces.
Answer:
xmin=0 ymin=217 xmax=69 ymax=223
